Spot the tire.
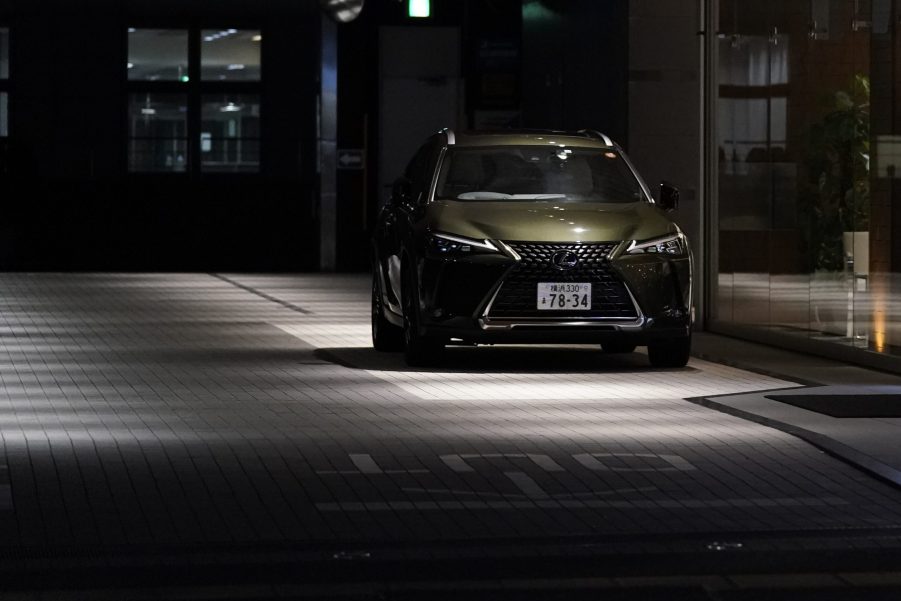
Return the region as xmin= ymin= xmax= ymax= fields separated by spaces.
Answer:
xmin=647 ymin=335 xmax=692 ymax=368
xmin=402 ymin=268 xmax=444 ymax=367
xmin=372 ymin=271 xmax=404 ymax=352
xmin=601 ymin=341 xmax=637 ymax=354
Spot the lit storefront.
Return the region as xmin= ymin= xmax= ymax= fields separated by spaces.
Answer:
xmin=708 ymin=1 xmax=901 ymax=363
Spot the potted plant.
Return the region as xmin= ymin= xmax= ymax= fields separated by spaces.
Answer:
xmin=799 ymin=74 xmax=870 ymax=274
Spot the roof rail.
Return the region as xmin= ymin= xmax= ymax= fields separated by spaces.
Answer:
xmin=577 ymin=129 xmax=613 ymax=147
xmin=440 ymin=128 xmax=456 ymax=145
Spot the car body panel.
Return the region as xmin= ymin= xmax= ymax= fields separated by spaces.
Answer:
xmin=425 ymin=200 xmax=677 ymax=245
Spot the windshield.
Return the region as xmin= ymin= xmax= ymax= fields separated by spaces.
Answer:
xmin=435 ymin=145 xmax=645 ymax=203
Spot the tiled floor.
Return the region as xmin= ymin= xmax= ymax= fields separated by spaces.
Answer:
xmin=0 ymin=273 xmax=899 ymax=552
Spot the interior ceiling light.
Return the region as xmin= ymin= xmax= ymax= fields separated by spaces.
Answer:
xmin=205 ymin=30 xmax=239 ymax=42
xmin=227 ymin=64 xmax=245 ymax=70
xmin=220 ymin=102 xmax=242 ymax=113
xmin=320 ymin=0 xmax=365 ymax=23
xmin=141 ymin=108 xmax=156 ymax=115
xmin=252 ymin=34 xmax=262 ymax=42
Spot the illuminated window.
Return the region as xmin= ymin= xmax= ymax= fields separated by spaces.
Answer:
xmin=201 ymin=29 xmax=261 ymax=81
xmin=127 ymin=93 xmax=188 ymax=172
xmin=126 ymin=27 xmax=262 ymax=173
xmin=200 ymin=95 xmax=260 ymax=172
xmin=127 ymin=29 xmax=189 ymax=82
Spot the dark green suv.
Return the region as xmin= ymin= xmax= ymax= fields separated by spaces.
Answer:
xmin=371 ymin=129 xmax=692 ymax=367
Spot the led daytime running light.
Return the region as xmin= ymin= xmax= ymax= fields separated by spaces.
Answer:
xmin=432 ymin=232 xmax=498 ymax=252
xmin=626 ymin=233 xmax=685 ymax=256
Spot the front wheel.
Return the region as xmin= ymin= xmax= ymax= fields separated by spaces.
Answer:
xmin=402 ymin=270 xmax=444 ymax=367
xmin=372 ymin=271 xmax=403 ymax=352
xmin=647 ymin=335 xmax=691 ymax=368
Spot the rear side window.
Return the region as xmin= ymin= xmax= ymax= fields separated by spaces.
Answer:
xmin=435 ymin=146 xmax=644 ymax=203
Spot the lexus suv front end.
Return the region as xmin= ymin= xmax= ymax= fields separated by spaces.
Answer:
xmin=371 ymin=129 xmax=692 ymax=368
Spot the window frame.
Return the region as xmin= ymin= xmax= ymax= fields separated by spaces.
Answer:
xmin=125 ymin=22 xmax=263 ymax=175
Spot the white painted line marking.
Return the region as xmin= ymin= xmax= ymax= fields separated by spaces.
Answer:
xmin=316 ymin=468 xmax=430 ymax=475
xmin=553 ymin=486 xmax=658 ymax=498
xmin=528 ymin=454 xmax=566 ymax=472
xmin=505 ymin=471 xmax=549 ymax=500
xmin=440 ymin=453 xmax=565 ymax=473
xmin=315 ymin=496 xmax=850 ymax=512
xmin=441 ymin=454 xmax=474 ymax=473
xmin=573 ymin=453 xmax=697 ymax=473
xmin=384 ymin=469 xmax=430 ymax=474
xmin=401 ymin=487 xmax=528 ymax=499
xmin=399 ymin=486 xmax=658 ymax=499
xmin=315 ymin=454 xmax=430 ymax=475
xmin=349 ymin=454 xmax=383 ymax=474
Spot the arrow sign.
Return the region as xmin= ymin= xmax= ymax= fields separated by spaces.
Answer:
xmin=337 ymin=149 xmax=364 ymax=170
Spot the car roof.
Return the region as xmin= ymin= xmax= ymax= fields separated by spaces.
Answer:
xmin=444 ymin=129 xmax=615 ymax=149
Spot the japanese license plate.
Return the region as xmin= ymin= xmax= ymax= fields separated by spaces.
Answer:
xmin=537 ymin=283 xmax=592 ymax=310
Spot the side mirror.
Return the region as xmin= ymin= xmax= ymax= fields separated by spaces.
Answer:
xmin=659 ymin=182 xmax=680 ymax=212
xmin=392 ymin=176 xmax=413 ymax=206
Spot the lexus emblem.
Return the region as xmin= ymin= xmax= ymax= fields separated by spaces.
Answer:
xmin=551 ymin=250 xmax=579 ymax=270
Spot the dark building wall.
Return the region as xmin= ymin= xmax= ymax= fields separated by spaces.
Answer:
xmin=627 ymin=0 xmax=701 ymax=272
xmin=520 ymin=0 xmax=629 ymax=145
xmin=0 ymin=0 xmax=631 ymax=272
xmin=334 ymin=0 xmax=522 ymax=272
xmin=0 ymin=0 xmax=320 ymax=271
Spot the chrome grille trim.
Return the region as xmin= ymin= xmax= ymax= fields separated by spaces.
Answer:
xmin=483 ymin=242 xmax=640 ymax=321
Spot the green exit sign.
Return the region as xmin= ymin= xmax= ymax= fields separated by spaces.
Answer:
xmin=409 ymin=0 xmax=430 ymax=18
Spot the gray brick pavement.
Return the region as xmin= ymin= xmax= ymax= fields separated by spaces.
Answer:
xmin=0 ymin=273 xmax=897 ymax=550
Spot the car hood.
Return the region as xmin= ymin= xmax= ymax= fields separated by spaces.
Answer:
xmin=425 ymin=200 xmax=678 ymax=244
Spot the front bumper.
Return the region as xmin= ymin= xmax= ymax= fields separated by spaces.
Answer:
xmin=414 ymin=241 xmax=692 ymax=345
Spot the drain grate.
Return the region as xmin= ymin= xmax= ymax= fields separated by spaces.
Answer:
xmin=764 ymin=394 xmax=901 ymax=418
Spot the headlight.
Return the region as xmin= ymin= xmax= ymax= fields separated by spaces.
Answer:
xmin=428 ymin=232 xmax=499 ymax=255
xmin=626 ymin=232 xmax=687 ymax=256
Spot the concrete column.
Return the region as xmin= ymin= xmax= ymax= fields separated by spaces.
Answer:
xmin=627 ymin=0 xmax=703 ymax=322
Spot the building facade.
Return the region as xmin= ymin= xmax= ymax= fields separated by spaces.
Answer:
xmin=0 ymin=0 xmax=328 ymax=271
